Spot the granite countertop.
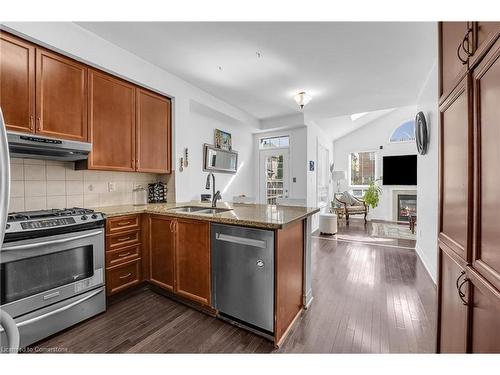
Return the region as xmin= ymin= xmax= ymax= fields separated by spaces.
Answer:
xmin=96 ymin=201 xmax=320 ymax=229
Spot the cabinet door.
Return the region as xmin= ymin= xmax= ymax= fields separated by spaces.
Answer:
xmin=0 ymin=32 xmax=35 ymax=133
xmin=475 ymin=22 xmax=500 ymax=53
xmin=175 ymin=219 xmax=210 ymax=305
xmin=136 ymin=89 xmax=171 ymax=173
xmin=36 ymin=48 xmax=87 ymax=141
xmin=438 ymin=246 xmax=468 ymax=353
xmin=87 ymin=69 xmax=135 ymax=171
xmin=467 ymin=269 xmax=500 ymax=353
xmin=473 ymin=38 xmax=500 ymax=291
xmin=149 ymin=215 xmax=175 ymax=291
xmin=440 ymin=22 xmax=470 ymax=99
xmin=439 ymin=76 xmax=473 ymax=261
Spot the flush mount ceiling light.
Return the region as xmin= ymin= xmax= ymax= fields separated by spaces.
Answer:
xmin=294 ymin=92 xmax=312 ymax=110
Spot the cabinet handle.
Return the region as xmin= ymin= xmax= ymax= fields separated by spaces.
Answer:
xmin=36 ymin=117 xmax=41 ymax=131
xmin=117 ymin=221 xmax=131 ymax=226
xmin=119 ymin=272 xmax=132 ymax=279
xmin=116 ymin=236 xmax=131 ymax=242
xmin=455 ymin=270 xmax=466 ymax=290
xmin=461 ymin=28 xmax=473 ymax=57
xmin=29 ymin=116 xmax=34 ymax=131
xmin=169 ymin=221 xmax=174 ymax=232
xmin=457 ymin=278 xmax=470 ymax=305
xmin=457 ymin=43 xmax=467 ymax=64
xmin=118 ymin=252 xmax=131 ymax=258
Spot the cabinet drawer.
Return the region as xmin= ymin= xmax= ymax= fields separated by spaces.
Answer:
xmin=107 ymin=215 xmax=140 ymax=234
xmin=107 ymin=229 xmax=140 ymax=250
xmin=106 ymin=244 xmax=141 ymax=267
xmin=106 ymin=259 xmax=141 ymax=295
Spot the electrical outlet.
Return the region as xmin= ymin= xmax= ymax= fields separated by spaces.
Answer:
xmin=108 ymin=182 xmax=116 ymax=192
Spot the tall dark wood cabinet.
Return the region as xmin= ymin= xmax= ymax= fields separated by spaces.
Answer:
xmin=438 ymin=22 xmax=500 ymax=354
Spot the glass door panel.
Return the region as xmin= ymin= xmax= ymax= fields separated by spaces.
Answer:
xmin=260 ymin=149 xmax=289 ymax=204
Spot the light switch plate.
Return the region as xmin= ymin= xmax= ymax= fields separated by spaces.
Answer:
xmin=108 ymin=182 xmax=116 ymax=192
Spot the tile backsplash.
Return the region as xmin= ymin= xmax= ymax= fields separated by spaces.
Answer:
xmin=8 ymin=158 xmax=175 ymax=213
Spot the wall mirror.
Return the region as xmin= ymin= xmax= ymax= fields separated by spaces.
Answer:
xmin=203 ymin=144 xmax=238 ymax=174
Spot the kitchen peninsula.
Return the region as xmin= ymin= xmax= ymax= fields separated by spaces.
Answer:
xmin=99 ymin=201 xmax=319 ymax=346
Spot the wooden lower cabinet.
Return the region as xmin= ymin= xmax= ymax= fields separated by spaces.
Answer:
xmin=275 ymin=220 xmax=304 ymax=345
xmin=144 ymin=215 xmax=211 ymax=306
xmin=438 ymin=245 xmax=468 ymax=353
xmin=107 ymin=259 xmax=142 ymax=295
xmin=174 ymin=219 xmax=211 ymax=306
xmin=467 ymin=269 xmax=500 ymax=353
xmin=105 ymin=214 xmax=143 ymax=296
xmin=148 ymin=215 xmax=175 ymax=292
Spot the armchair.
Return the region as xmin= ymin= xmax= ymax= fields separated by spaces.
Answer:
xmin=334 ymin=191 xmax=368 ymax=225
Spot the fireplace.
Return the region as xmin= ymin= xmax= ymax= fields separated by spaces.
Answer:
xmin=397 ymin=194 xmax=417 ymax=221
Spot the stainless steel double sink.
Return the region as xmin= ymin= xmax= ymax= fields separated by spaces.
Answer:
xmin=168 ymin=206 xmax=232 ymax=215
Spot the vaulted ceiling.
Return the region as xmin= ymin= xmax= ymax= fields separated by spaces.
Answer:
xmin=77 ymin=22 xmax=437 ymax=137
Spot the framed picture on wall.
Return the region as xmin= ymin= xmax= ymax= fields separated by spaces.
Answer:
xmin=215 ymin=129 xmax=232 ymax=150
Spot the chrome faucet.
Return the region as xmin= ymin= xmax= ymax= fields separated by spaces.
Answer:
xmin=205 ymin=172 xmax=221 ymax=208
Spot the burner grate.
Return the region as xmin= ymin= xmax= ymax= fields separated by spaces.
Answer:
xmin=7 ymin=207 xmax=95 ymax=221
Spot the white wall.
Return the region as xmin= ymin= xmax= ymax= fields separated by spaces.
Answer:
xmin=332 ymin=105 xmax=418 ymax=221
xmin=1 ymin=22 xmax=259 ymax=203
xmin=305 ymin=120 xmax=334 ymax=230
xmin=415 ymin=57 xmax=439 ymax=283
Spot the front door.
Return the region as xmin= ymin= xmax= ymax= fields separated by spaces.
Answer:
xmin=259 ymin=149 xmax=290 ymax=204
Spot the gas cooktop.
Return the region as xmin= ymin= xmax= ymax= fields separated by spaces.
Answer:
xmin=5 ymin=207 xmax=105 ymax=236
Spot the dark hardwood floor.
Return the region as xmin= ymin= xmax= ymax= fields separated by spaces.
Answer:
xmin=33 ymin=219 xmax=436 ymax=353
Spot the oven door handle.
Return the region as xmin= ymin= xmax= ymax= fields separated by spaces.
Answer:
xmin=0 ymin=288 xmax=103 ymax=333
xmin=2 ymin=230 xmax=103 ymax=251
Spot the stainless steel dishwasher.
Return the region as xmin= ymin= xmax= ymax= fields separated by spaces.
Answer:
xmin=211 ymin=223 xmax=274 ymax=333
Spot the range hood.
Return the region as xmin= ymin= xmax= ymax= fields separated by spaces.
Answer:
xmin=7 ymin=131 xmax=91 ymax=161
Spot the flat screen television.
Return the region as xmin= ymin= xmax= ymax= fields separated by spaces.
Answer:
xmin=382 ymin=155 xmax=417 ymax=185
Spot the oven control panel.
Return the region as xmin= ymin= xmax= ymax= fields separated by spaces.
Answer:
xmin=5 ymin=212 xmax=105 ymax=235
xmin=20 ymin=217 xmax=76 ymax=230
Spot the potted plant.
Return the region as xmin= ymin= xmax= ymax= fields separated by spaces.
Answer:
xmin=363 ymin=178 xmax=382 ymax=220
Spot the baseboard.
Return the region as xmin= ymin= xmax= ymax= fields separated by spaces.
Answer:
xmin=415 ymin=243 xmax=437 ymax=285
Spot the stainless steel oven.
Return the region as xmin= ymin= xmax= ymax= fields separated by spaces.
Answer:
xmin=0 ymin=208 xmax=106 ymax=350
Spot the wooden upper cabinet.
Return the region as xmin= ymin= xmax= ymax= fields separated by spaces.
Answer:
xmin=438 ymin=247 xmax=468 ymax=353
xmin=473 ymin=38 xmax=500 ymax=291
xmin=440 ymin=22 xmax=471 ymax=99
xmin=175 ymin=219 xmax=210 ymax=306
xmin=136 ymin=89 xmax=171 ymax=173
xmin=474 ymin=22 xmax=500 ymax=55
xmin=86 ymin=69 xmax=136 ymax=171
xmin=439 ymin=76 xmax=472 ymax=261
xmin=36 ymin=48 xmax=88 ymax=141
xmin=149 ymin=215 xmax=175 ymax=291
xmin=467 ymin=269 xmax=500 ymax=353
xmin=0 ymin=32 xmax=35 ymax=133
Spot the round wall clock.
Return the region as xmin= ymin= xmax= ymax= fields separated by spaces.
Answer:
xmin=415 ymin=111 xmax=429 ymax=155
